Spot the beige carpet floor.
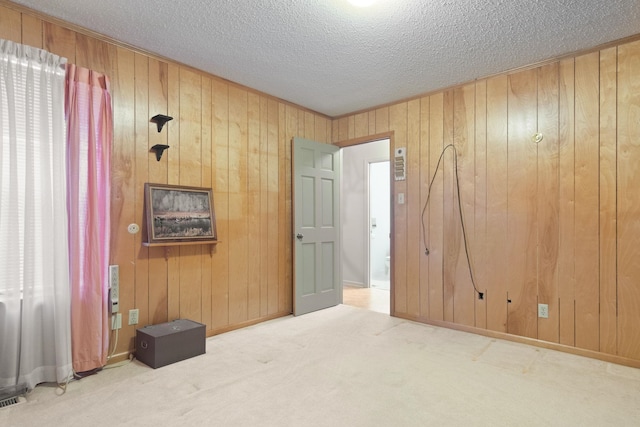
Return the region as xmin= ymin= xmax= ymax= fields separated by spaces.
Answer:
xmin=3 ymin=304 xmax=639 ymax=426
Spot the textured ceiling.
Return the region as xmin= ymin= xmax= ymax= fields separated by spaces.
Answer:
xmin=10 ymin=0 xmax=640 ymax=117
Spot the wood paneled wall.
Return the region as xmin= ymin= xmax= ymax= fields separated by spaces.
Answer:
xmin=333 ymin=39 xmax=640 ymax=364
xmin=0 ymin=3 xmax=332 ymax=358
xmin=3 ymin=1 xmax=640 ymax=366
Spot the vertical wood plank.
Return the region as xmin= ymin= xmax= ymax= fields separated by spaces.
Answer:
xmin=376 ymin=107 xmax=390 ymax=133
xmin=452 ymin=84 xmax=476 ymax=327
xmin=267 ymin=99 xmax=280 ymax=314
xmin=368 ymin=111 xmax=376 ymax=136
xmin=297 ymin=109 xmax=305 ymax=139
xmin=278 ymin=103 xmax=288 ymax=313
xmin=486 ymin=75 xmax=509 ymax=333
xmin=337 ymin=117 xmax=349 ymax=142
xmin=617 ymin=40 xmax=640 ymax=360
xmin=474 ymin=80 xmax=488 ymax=329
xmin=75 ymin=33 xmax=114 ymax=77
xmin=259 ymin=96 xmax=270 ymax=316
xmin=348 ymin=115 xmax=355 ymax=140
xmin=134 ymin=53 xmax=151 ymax=329
xmin=281 ymin=105 xmax=295 ymax=313
xmin=442 ymin=90 xmax=455 ymax=323
xmin=419 ymin=96 xmax=430 ymax=319
xmin=558 ymin=58 xmax=576 ymax=346
xmin=331 ymin=119 xmax=340 ymax=144
xmin=228 ymin=86 xmax=249 ymax=324
xmin=146 ymin=59 xmax=170 ymax=326
xmin=0 ymin=5 xmax=21 ymax=42
xmin=304 ymin=111 xmax=315 ymax=140
xmin=21 ymin=13 xmax=42 ymax=48
xmin=506 ymin=69 xmax=538 ymax=339
xmin=315 ymin=116 xmax=328 ymax=144
xmin=178 ymin=68 xmax=203 ymax=323
xmin=406 ymin=99 xmax=421 ymax=317
xmin=247 ymin=92 xmax=261 ymax=320
xmin=200 ymin=76 xmax=213 ymax=330
xmin=166 ymin=63 xmax=181 ymax=321
xmin=574 ymin=52 xmax=600 ymax=351
xmin=354 ymin=112 xmax=369 ymax=138
xmin=110 ymin=46 xmax=136 ymax=353
xmin=537 ymin=63 xmax=560 ymax=343
xmin=43 ymin=22 xmax=76 ymax=63
xmin=211 ymin=80 xmax=230 ymax=328
xmin=428 ymin=93 xmax=445 ymax=321
xmin=390 ymin=102 xmax=408 ymax=315
xmin=599 ymin=47 xmax=617 ymax=355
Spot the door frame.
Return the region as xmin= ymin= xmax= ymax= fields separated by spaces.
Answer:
xmin=335 ymin=132 xmax=395 ymax=315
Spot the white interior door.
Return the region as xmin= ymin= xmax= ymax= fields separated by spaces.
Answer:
xmin=293 ymin=137 xmax=341 ymax=316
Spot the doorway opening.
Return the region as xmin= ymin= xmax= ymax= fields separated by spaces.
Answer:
xmin=341 ymin=138 xmax=390 ymax=314
xmin=368 ymin=160 xmax=390 ymax=291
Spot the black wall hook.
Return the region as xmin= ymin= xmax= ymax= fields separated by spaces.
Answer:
xmin=150 ymin=114 xmax=173 ymax=132
xmin=150 ymin=144 xmax=170 ymax=161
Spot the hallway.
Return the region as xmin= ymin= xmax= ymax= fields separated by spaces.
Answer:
xmin=342 ymin=284 xmax=389 ymax=314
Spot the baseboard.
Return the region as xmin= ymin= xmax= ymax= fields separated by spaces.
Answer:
xmin=107 ymin=311 xmax=292 ymax=366
xmin=106 ymin=351 xmax=132 ymax=364
xmin=393 ymin=312 xmax=640 ymax=369
xmin=343 ymin=281 xmax=365 ymax=288
xmin=205 ymin=311 xmax=291 ymax=336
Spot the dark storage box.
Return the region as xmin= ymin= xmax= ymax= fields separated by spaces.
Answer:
xmin=135 ymin=319 xmax=206 ymax=368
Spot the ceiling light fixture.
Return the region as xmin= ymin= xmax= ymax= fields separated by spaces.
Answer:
xmin=348 ymin=0 xmax=376 ymax=7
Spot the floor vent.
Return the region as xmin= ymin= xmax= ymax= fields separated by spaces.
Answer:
xmin=0 ymin=384 xmax=27 ymax=410
xmin=0 ymin=396 xmax=25 ymax=409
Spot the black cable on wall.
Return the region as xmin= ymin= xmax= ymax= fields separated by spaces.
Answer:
xmin=420 ymin=144 xmax=484 ymax=300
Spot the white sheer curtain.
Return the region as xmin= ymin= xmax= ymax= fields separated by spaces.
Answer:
xmin=0 ymin=39 xmax=72 ymax=390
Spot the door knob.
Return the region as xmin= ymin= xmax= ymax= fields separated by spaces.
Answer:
xmin=296 ymin=233 xmax=304 ymax=240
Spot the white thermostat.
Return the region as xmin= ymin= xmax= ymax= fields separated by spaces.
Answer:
xmin=127 ymin=223 xmax=140 ymax=234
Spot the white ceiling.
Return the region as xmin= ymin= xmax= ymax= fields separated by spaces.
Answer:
xmin=10 ymin=0 xmax=640 ymax=117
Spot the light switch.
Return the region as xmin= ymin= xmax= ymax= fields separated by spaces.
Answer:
xmin=398 ymin=193 xmax=405 ymax=204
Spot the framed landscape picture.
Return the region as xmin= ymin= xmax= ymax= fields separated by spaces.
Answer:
xmin=144 ymin=183 xmax=217 ymax=245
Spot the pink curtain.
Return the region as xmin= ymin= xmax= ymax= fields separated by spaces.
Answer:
xmin=65 ymin=64 xmax=112 ymax=373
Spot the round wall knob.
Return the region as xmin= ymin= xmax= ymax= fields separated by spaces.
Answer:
xmin=532 ymin=133 xmax=543 ymax=143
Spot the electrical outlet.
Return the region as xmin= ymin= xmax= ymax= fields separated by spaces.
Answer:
xmin=128 ymin=309 xmax=139 ymax=325
xmin=538 ymin=303 xmax=549 ymax=319
xmin=111 ymin=313 xmax=122 ymax=330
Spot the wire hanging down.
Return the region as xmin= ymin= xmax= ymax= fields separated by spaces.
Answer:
xmin=420 ymin=144 xmax=483 ymax=299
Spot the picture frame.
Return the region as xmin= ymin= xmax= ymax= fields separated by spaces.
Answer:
xmin=143 ymin=183 xmax=217 ymax=245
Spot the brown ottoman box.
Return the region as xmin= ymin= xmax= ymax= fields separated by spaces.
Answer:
xmin=135 ymin=319 xmax=205 ymax=368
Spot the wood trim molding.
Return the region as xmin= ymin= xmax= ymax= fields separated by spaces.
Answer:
xmin=333 ymin=131 xmax=394 ymax=148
